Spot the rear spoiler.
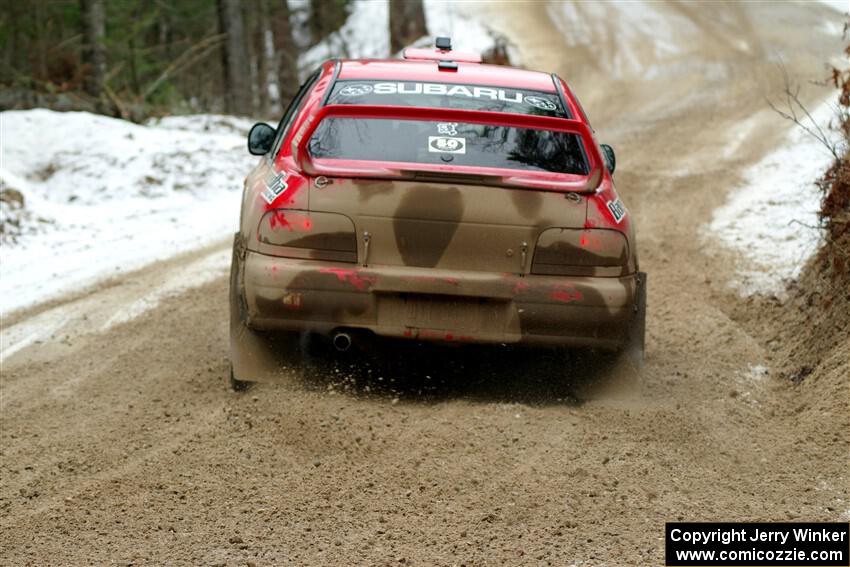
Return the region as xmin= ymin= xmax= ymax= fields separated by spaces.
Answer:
xmin=291 ymin=104 xmax=604 ymax=193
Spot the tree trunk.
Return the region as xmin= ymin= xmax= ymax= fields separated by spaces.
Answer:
xmin=158 ymin=12 xmax=172 ymax=62
xmin=308 ymin=0 xmax=349 ymax=47
xmin=3 ymin=2 xmax=24 ymax=82
xmin=34 ymin=0 xmax=49 ymax=82
xmin=389 ymin=0 xmax=427 ymax=54
xmin=80 ymin=0 xmax=106 ymax=98
xmin=272 ymin=0 xmax=299 ymax=107
xmin=245 ymin=5 xmax=260 ymax=113
xmin=217 ymin=0 xmax=251 ymax=115
xmin=252 ymin=0 xmax=271 ymax=115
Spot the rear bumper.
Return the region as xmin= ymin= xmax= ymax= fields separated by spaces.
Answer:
xmin=242 ymin=251 xmax=639 ymax=349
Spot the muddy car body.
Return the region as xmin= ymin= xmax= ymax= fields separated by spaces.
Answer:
xmin=230 ymin=41 xmax=645 ymax=387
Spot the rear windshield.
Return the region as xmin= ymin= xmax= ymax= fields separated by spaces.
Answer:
xmin=327 ymin=80 xmax=568 ymax=119
xmin=308 ymin=118 xmax=589 ymax=176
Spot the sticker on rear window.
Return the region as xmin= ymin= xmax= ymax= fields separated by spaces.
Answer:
xmin=606 ymin=198 xmax=627 ymax=223
xmin=338 ymin=83 xmax=373 ymax=97
xmin=329 ymin=81 xmax=567 ymax=118
xmin=437 ymin=122 xmax=458 ymax=136
xmin=261 ymin=172 xmax=288 ymax=204
xmin=525 ymin=96 xmax=558 ymax=111
xmin=428 ymin=136 xmax=466 ymax=154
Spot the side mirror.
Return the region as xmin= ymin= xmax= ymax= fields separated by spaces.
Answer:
xmin=247 ymin=123 xmax=276 ymax=155
xmin=600 ymin=143 xmax=616 ymax=174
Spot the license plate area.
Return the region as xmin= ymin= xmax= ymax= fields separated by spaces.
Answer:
xmin=378 ymin=293 xmax=507 ymax=332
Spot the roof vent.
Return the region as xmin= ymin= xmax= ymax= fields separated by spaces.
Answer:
xmin=435 ymin=36 xmax=452 ymax=51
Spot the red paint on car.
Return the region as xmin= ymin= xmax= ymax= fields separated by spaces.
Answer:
xmin=550 ymin=286 xmax=584 ymax=303
xmin=512 ymin=280 xmax=530 ymax=295
xmin=319 ymin=268 xmax=377 ymax=290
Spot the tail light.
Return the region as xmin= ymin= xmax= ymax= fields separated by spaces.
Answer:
xmin=531 ymin=228 xmax=629 ymax=277
xmin=256 ymin=209 xmax=357 ymax=263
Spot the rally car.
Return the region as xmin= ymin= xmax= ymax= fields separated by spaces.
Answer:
xmin=230 ymin=38 xmax=645 ymax=389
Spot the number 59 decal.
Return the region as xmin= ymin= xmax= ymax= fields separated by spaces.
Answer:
xmin=428 ymin=136 xmax=466 ymax=154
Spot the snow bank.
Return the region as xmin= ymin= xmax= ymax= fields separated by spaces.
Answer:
xmin=146 ymin=114 xmax=255 ymax=136
xmin=0 ymin=109 xmax=258 ymax=317
xmin=705 ymin=99 xmax=841 ymax=296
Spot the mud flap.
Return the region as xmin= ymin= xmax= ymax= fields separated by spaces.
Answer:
xmin=624 ymin=271 xmax=647 ymax=370
xmin=229 ymin=234 xmax=295 ymax=387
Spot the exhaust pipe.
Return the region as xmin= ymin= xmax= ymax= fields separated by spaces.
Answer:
xmin=332 ymin=332 xmax=352 ymax=352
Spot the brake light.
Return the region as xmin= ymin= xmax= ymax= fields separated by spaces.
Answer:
xmin=531 ymin=228 xmax=629 ymax=277
xmin=257 ymin=210 xmax=357 ymax=263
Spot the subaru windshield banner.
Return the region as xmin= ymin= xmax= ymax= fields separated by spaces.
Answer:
xmin=328 ymin=80 xmax=568 ymax=118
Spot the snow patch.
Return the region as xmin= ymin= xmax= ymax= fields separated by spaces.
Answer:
xmin=299 ymin=1 xmax=390 ymax=74
xmin=0 ymin=246 xmax=229 ymax=363
xmin=745 ymin=364 xmax=769 ymax=381
xmin=0 ymin=109 xmax=257 ymax=318
xmin=547 ymin=1 xmax=698 ymax=78
xmin=298 ymin=0 xmax=507 ymax=77
xmin=0 ymin=168 xmax=55 ymax=243
xmin=101 ymin=248 xmax=230 ymax=331
xmin=816 ymin=0 xmax=848 ymax=14
xmin=422 ymin=1 xmax=500 ymax=57
xmin=705 ymin=99 xmax=841 ymax=295
xmin=145 ymin=114 xmax=256 ymax=136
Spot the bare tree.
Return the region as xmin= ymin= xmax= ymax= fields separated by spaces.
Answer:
xmin=767 ymin=64 xmax=842 ymax=160
xmin=80 ymin=0 xmax=106 ymax=99
xmin=250 ymin=0 xmax=271 ymax=114
xmin=389 ymin=0 xmax=427 ymax=54
xmin=308 ymin=0 xmax=349 ymax=47
xmin=218 ymin=0 xmax=251 ymax=115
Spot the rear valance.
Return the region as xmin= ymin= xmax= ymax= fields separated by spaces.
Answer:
xmin=291 ymin=105 xmax=604 ymax=193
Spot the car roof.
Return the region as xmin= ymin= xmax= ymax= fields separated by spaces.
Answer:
xmin=337 ymin=59 xmax=559 ymax=93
